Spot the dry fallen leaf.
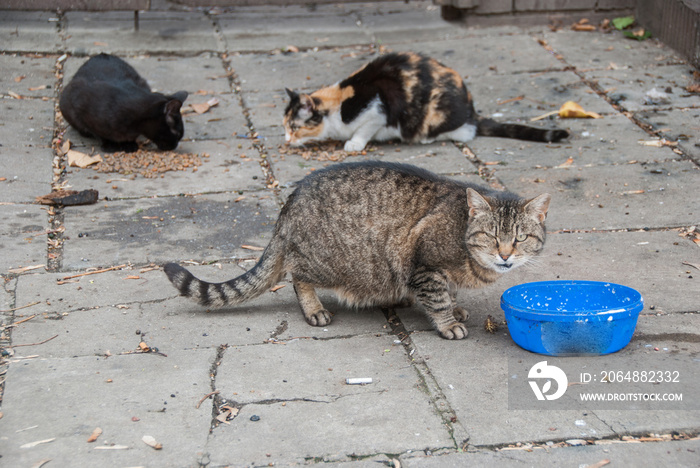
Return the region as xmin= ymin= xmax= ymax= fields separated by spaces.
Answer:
xmin=559 ymin=101 xmax=601 ymax=119
xmin=142 ymin=435 xmax=163 ymax=450
xmin=67 ymin=150 xmax=103 ymax=168
xmin=87 ymin=427 xmax=102 ymax=443
xmin=187 ymin=97 xmax=220 ymax=115
xmin=555 ymin=157 xmax=575 ymax=169
xmin=14 ymin=75 xmax=26 ymax=82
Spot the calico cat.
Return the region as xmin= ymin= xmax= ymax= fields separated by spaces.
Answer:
xmin=164 ymin=161 xmax=551 ymax=340
xmin=284 ymin=52 xmax=569 ymax=152
xmin=60 ymin=53 xmax=188 ymax=152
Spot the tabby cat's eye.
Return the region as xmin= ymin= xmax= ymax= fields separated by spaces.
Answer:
xmin=515 ymin=233 xmax=528 ymax=242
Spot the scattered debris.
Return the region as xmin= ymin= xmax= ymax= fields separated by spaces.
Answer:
xmin=216 ymin=405 xmax=239 ymax=424
xmin=8 ymin=265 xmax=45 ymax=274
xmin=643 ymin=88 xmax=671 ymax=105
xmin=270 ymin=284 xmax=286 ymax=292
xmin=67 ymin=150 xmax=103 ymax=168
xmin=30 ymin=459 xmax=52 ymax=468
xmin=196 ymin=390 xmax=220 ymax=409
xmin=87 ymin=427 xmax=102 ymax=443
xmin=571 ymin=18 xmax=596 ymax=32
xmin=346 ymin=377 xmax=373 ymax=385
xmin=20 ymin=438 xmax=56 ymax=449
xmin=241 ymin=244 xmax=264 ymax=251
xmin=7 ymin=334 xmax=58 ymax=348
xmin=36 ymin=189 xmax=99 ymax=206
xmin=638 ymin=139 xmax=677 ymax=147
xmin=183 ymin=97 xmax=220 ymax=115
xmin=484 ymin=315 xmax=499 ymax=333
xmin=142 ymin=435 xmax=163 ymax=450
xmin=94 ymin=445 xmax=129 ymax=450
xmin=679 ymin=226 xmax=700 ymax=247
xmin=558 ymin=101 xmax=602 ymax=119
xmin=0 ymin=302 xmax=40 ymax=313
xmin=59 ymin=264 xmax=127 ymax=281
xmin=496 ymin=95 xmax=524 ymax=105
xmin=91 ymin=149 xmax=208 ymax=178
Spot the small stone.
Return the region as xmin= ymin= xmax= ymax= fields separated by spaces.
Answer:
xmin=250 ymin=415 xmax=260 ymax=422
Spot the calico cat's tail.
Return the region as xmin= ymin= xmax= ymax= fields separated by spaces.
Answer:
xmin=164 ymin=237 xmax=286 ymax=308
xmin=477 ymin=117 xmax=569 ymax=143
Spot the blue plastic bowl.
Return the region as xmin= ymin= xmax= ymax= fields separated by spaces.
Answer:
xmin=501 ymin=280 xmax=644 ymax=356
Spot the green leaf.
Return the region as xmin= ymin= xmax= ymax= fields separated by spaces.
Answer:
xmin=623 ymin=29 xmax=652 ymax=41
xmin=612 ymin=16 xmax=635 ymax=30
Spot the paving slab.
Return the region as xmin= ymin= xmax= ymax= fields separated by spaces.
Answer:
xmin=466 ymin=113 xmax=684 ymax=170
xmin=66 ymin=139 xmax=267 ymax=199
xmin=0 ymin=349 xmax=213 ymax=468
xmin=209 ymin=334 xmax=455 ymax=466
xmin=0 ymin=11 xmax=61 ymax=53
xmin=0 ymin=204 xmax=49 ymax=274
xmin=400 ymin=439 xmax=700 ymax=467
xmin=541 ymin=29 xmax=685 ymax=70
xmin=0 ymin=98 xmax=54 ymax=152
xmin=585 ymin=64 xmax=700 ymax=113
xmin=60 ymin=191 xmax=279 ymax=270
xmin=0 ymin=54 xmax=57 ymax=100
xmin=217 ymin=5 xmax=371 ymax=52
xmin=64 ymin=10 xmax=220 ymax=55
xmin=494 ymin=160 xmax=700 ymax=231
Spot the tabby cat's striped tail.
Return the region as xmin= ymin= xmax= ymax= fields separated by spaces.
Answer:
xmin=164 ymin=237 xmax=285 ymax=308
xmin=477 ymin=117 xmax=569 ymax=143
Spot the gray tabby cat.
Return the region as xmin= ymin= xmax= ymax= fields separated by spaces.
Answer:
xmin=164 ymin=162 xmax=550 ymax=339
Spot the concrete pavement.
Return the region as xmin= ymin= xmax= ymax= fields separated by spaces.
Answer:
xmin=0 ymin=1 xmax=699 ymax=466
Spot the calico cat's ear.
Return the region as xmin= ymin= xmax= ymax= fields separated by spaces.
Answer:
xmin=285 ymin=88 xmax=299 ymax=102
xmin=300 ymin=93 xmax=315 ymax=111
xmin=466 ymin=188 xmax=492 ymax=218
xmin=525 ymin=193 xmax=551 ymax=223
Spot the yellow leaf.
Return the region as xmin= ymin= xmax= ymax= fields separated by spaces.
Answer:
xmin=558 ymin=101 xmax=601 ymax=119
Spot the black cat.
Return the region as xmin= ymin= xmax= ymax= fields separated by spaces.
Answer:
xmin=59 ymin=53 xmax=188 ymax=152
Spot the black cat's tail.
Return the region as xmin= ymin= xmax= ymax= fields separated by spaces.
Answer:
xmin=164 ymin=236 xmax=286 ymax=308
xmin=476 ymin=117 xmax=569 ymax=143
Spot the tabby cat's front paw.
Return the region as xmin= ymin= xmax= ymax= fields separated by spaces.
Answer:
xmin=344 ymin=140 xmax=366 ymax=152
xmin=438 ymin=322 xmax=469 ymax=340
xmin=453 ymin=306 xmax=469 ymax=322
xmin=304 ymin=309 xmax=333 ymax=327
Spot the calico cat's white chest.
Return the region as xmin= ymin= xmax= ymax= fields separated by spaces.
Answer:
xmin=323 ymin=96 xmax=402 ymax=151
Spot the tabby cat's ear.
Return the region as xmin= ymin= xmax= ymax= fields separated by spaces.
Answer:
xmin=525 ymin=193 xmax=551 ymax=223
xmin=466 ymin=188 xmax=492 ymax=218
